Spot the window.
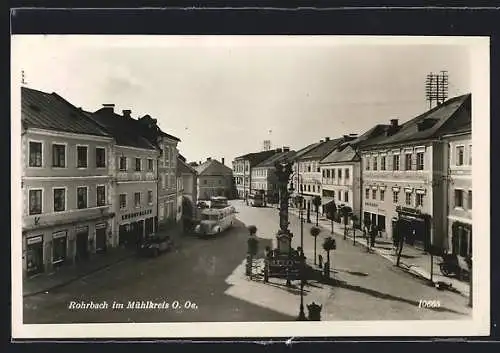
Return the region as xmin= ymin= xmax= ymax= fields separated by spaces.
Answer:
xmin=468 ymin=190 xmax=472 ymax=209
xmin=307 ymin=165 xmax=311 ymax=172
xmin=119 ymin=194 xmax=127 ymax=209
xmin=373 ymin=157 xmax=378 ymax=171
xmin=134 ymin=192 xmax=141 ymax=207
xmin=455 ymin=189 xmax=464 ymax=208
xmin=405 ymin=192 xmax=412 ymax=206
xmin=317 ymin=167 xmax=320 ymax=172
xmin=135 ymin=158 xmax=141 ymax=171
xmin=307 ymin=185 xmax=311 ymax=192
xmin=96 ymin=148 xmax=106 ymax=168
xmin=53 ymin=188 xmax=65 ymax=212
xmin=344 ymin=191 xmax=349 ymax=203
xmin=203 ymin=179 xmax=207 ymax=185
xmin=365 ymin=189 xmax=370 ymax=199
xmin=469 ymin=145 xmax=472 ymax=165
xmin=52 ymin=232 xmax=67 ymax=264
xmin=29 ymin=141 xmax=42 ymax=167
xmin=338 ymin=169 xmax=342 ymax=179
xmin=77 ymin=146 xmax=88 ymax=168
xmin=338 ymin=190 xmax=342 ymax=201
xmin=380 ymin=190 xmax=385 ymax=201
xmin=29 ymin=189 xmax=42 ymax=215
xmin=345 ymin=168 xmax=349 ymax=180
xmin=312 ymin=185 xmax=316 ymax=193
xmin=119 ymin=157 xmax=127 ymax=171
xmin=405 ymin=153 xmax=412 ymax=171
xmin=456 ymin=146 xmax=464 ymax=166
xmin=393 ymin=155 xmax=400 ymax=171
xmin=393 ymin=191 xmax=399 ymax=203
xmin=372 ymin=189 xmax=377 ymax=199
xmin=416 ymin=152 xmax=424 ymax=170
xmin=77 ymin=187 xmax=87 ymax=209
xmin=322 ymin=170 xmax=326 ymax=178
xmin=380 ymin=156 xmax=386 ymax=171
xmin=326 ymin=170 xmax=330 ymax=178
xmin=148 ymin=190 xmax=153 ymax=205
xmin=52 ymin=144 xmax=66 ymax=167
xmin=97 ymin=185 xmax=106 ymax=207
xmin=416 ymin=193 xmax=424 ymax=207
xmin=147 ymin=158 xmax=154 ymax=171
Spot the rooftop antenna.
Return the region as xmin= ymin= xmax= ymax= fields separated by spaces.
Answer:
xmin=425 ymin=70 xmax=449 ymax=109
xmin=21 ymin=70 xmax=28 ymax=86
xmin=263 ymin=129 xmax=272 ymax=151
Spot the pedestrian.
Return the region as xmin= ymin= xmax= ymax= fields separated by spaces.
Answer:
xmin=370 ymin=226 xmax=376 ymax=248
xmin=318 ymin=254 xmax=323 ymax=269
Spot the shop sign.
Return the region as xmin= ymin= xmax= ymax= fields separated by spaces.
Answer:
xmin=76 ymin=226 xmax=89 ymax=234
xmin=53 ymin=231 xmax=67 ymax=239
xmin=27 ymin=236 xmax=43 ymax=245
xmin=396 ymin=206 xmax=421 ymax=215
xmin=95 ymin=223 xmax=107 ymax=230
xmin=121 ymin=209 xmax=153 ymax=221
xmin=364 ymin=202 xmax=378 ymax=208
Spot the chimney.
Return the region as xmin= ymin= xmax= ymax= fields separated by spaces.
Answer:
xmin=275 ymin=148 xmax=281 ymax=153
xmin=325 ymin=137 xmax=330 ymax=141
xmin=207 ymin=157 xmax=212 ymax=161
xmin=390 ymin=119 xmax=399 ymax=128
xmin=102 ymin=104 xmax=115 ymax=112
xmin=122 ymin=110 xmax=131 ymax=118
xmin=221 ymin=157 xmax=225 ymax=165
xmin=283 ymin=146 xmax=290 ymax=152
xmin=349 ymin=133 xmax=358 ymax=137
xmin=319 ymin=139 xmax=324 ymax=143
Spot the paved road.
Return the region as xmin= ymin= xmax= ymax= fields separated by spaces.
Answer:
xmin=24 ymin=200 xmax=471 ymax=323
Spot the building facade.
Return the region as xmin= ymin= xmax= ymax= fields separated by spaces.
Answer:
xmin=22 ymin=87 xmax=115 ymax=277
xmin=359 ymin=94 xmax=471 ymax=252
xmin=444 ymin=130 xmax=472 ymax=258
xmin=196 ymin=158 xmax=233 ymax=200
xmin=232 ymin=150 xmax=278 ymax=200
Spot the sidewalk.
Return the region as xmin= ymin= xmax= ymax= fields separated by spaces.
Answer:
xmin=23 ymin=224 xmax=185 ymax=298
xmin=288 ymin=208 xmax=470 ymax=298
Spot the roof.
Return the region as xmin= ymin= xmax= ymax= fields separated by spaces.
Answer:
xmin=255 ymin=150 xmax=297 ymax=168
xmin=291 ymin=142 xmax=322 ymax=161
xmin=234 ymin=150 xmax=279 ymax=167
xmin=21 ymin=87 xmax=111 ymax=137
xmin=361 ymin=94 xmax=471 ymax=149
xmin=195 ymin=159 xmax=233 ymax=176
xmin=86 ymin=108 xmax=157 ymax=150
xmin=298 ymin=138 xmax=345 ymax=161
xmin=178 ymin=157 xmax=198 ymax=175
xmin=138 ymin=115 xmax=181 ymax=143
xmin=320 ymin=144 xmax=359 ymax=164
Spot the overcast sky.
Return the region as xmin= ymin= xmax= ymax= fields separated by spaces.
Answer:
xmin=13 ymin=36 xmax=472 ymax=165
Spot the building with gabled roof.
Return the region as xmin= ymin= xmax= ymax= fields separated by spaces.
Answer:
xmin=195 ymin=157 xmax=233 ymax=200
xmin=359 ymin=93 xmax=471 ymax=252
xmin=21 ymin=87 xmax=115 ymax=278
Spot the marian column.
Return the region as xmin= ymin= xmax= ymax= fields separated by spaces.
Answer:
xmin=274 ymin=159 xmax=294 ymax=253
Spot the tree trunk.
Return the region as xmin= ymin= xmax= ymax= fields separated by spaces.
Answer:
xmin=314 ymin=237 xmax=317 ymax=265
xmin=331 ymin=219 xmax=334 ymax=234
xmin=316 ymin=210 xmax=319 ymax=226
xmin=396 ymin=236 xmax=404 ymax=266
xmin=353 ymin=227 xmax=356 ymax=245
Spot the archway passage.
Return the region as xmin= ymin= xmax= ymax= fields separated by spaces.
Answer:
xmin=182 ymin=196 xmax=195 ymax=232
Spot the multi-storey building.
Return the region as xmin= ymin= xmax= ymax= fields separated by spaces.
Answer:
xmin=232 ymin=150 xmax=278 ymax=200
xmin=89 ymin=106 xmax=159 ymax=247
xmin=135 ymin=115 xmax=181 ymax=231
xmin=177 ymin=155 xmax=198 ymax=217
xmin=443 ymin=125 xmax=472 ymax=258
xmin=359 ymin=94 xmax=471 ymax=252
xmin=251 ymin=147 xmax=295 ymax=203
xmin=320 ymin=127 xmax=391 ymax=222
xmin=195 ymin=157 xmax=233 ymax=200
xmin=295 ymin=137 xmax=346 ymax=215
xmin=21 ymin=87 xmax=115 ymax=277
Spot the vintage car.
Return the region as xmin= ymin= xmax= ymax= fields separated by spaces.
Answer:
xmin=137 ymin=234 xmax=173 ymax=257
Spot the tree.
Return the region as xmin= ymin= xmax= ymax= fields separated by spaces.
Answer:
xmin=395 ymin=221 xmax=405 ymax=266
xmin=310 ymin=226 xmax=321 ymax=265
xmin=339 ymin=206 xmax=352 ymax=240
xmin=351 ymin=214 xmax=359 ymax=245
xmin=312 ymin=195 xmax=322 ymax=227
xmin=322 ymin=236 xmax=337 ymax=279
xmin=326 ymin=201 xmax=337 ymax=235
xmin=364 ymin=218 xmax=372 ymax=251
xmin=247 ymin=225 xmax=258 ymax=278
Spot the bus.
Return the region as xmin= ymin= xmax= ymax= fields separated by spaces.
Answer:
xmin=210 ymin=196 xmax=229 ymax=209
xmin=194 ymin=205 xmax=236 ymax=236
xmin=249 ymin=193 xmax=266 ymax=207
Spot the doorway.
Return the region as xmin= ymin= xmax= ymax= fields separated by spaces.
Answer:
xmin=95 ymin=223 xmax=107 ymax=253
xmin=26 ymin=236 xmax=44 ymax=276
xmin=75 ymin=227 xmax=89 ymax=262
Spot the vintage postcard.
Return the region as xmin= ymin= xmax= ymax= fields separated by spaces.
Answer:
xmin=11 ymin=35 xmax=490 ymax=339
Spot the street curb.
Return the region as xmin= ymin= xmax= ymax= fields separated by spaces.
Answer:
xmin=23 ymin=252 xmax=135 ymax=298
xmin=289 ymin=209 xmax=469 ymax=297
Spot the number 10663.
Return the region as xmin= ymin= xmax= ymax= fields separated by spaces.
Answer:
xmin=418 ymin=300 xmax=441 ymax=308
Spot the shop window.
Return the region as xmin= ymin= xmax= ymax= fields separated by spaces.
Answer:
xmin=393 ymin=155 xmax=400 ymax=171
xmin=97 ymin=185 xmax=106 ymax=207
xmin=77 ymin=146 xmax=88 ymax=168
xmin=454 ymin=189 xmax=464 ymax=208
xmin=29 ymin=189 xmax=42 ymax=215
xmin=54 ymin=188 xmax=66 ymax=212
xmin=29 ymin=141 xmax=42 ymax=167
xmin=96 ymin=148 xmax=106 ymax=168
xmin=52 ymin=144 xmax=66 ymax=167
xmin=77 ymin=187 xmax=87 ymax=209
xmin=52 ymin=232 xmax=67 ymax=265
xmin=119 ymin=157 xmax=127 ymax=171
xmin=452 ymin=225 xmax=472 ymax=257
xmin=456 ymin=146 xmax=464 ymax=166
xmin=416 ymin=152 xmax=424 ymax=170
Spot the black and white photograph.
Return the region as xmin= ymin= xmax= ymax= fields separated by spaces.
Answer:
xmin=11 ymin=35 xmax=489 ymax=338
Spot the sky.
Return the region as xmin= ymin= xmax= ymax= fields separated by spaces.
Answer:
xmin=13 ymin=36 xmax=472 ymax=165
